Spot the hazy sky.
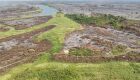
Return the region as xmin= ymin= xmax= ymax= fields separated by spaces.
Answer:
xmin=46 ymin=0 xmax=140 ymax=2
xmin=0 ymin=0 xmax=44 ymax=1
xmin=0 ymin=0 xmax=140 ymax=2
xmin=47 ymin=0 xmax=140 ymax=3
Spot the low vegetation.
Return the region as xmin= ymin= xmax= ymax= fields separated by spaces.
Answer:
xmin=69 ymin=47 xmax=93 ymax=56
xmin=111 ymin=45 xmax=127 ymax=55
xmin=65 ymin=14 xmax=126 ymax=30
xmin=12 ymin=66 xmax=79 ymax=80
xmin=0 ymin=20 xmax=52 ymax=39
xmin=0 ymin=13 xmax=140 ymax=80
xmin=6 ymin=62 xmax=140 ymax=80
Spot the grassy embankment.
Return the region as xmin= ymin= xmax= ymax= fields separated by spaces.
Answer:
xmin=0 ymin=22 xmax=49 ymax=39
xmin=0 ymin=17 xmax=50 ymax=39
xmin=0 ymin=14 xmax=140 ymax=80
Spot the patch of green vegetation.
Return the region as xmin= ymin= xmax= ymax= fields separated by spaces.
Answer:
xmin=129 ymin=63 xmax=140 ymax=74
xmin=69 ymin=47 xmax=93 ymax=56
xmin=37 ymin=13 xmax=80 ymax=53
xmin=111 ymin=45 xmax=127 ymax=55
xmin=4 ymin=62 xmax=140 ymax=80
xmin=0 ymin=64 xmax=32 ymax=80
xmin=65 ymin=14 xmax=126 ymax=30
xmin=11 ymin=66 xmax=80 ymax=80
xmin=96 ymin=62 xmax=140 ymax=80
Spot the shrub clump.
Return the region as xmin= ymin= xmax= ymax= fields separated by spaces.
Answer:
xmin=65 ymin=14 xmax=126 ymax=30
xmin=69 ymin=47 xmax=93 ymax=56
xmin=111 ymin=44 xmax=127 ymax=55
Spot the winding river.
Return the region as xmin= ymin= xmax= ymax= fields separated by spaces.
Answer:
xmin=36 ymin=5 xmax=58 ymax=16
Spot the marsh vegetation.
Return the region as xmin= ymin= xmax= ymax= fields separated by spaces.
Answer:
xmin=0 ymin=1 xmax=139 ymax=80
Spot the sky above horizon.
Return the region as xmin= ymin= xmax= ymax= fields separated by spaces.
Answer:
xmin=47 ymin=0 xmax=140 ymax=2
xmin=0 ymin=0 xmax=140 ymax=2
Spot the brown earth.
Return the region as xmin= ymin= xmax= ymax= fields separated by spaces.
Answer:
xmin=0 ymin=25 xmax=55 ymax=73
xmin=0 ymin=4 xmax=39 ymax=20
xmin=61 ymin=26 xmax=140 ymax=63
xmin=0 ymin=27 xmax=9 ymax=32
xmin=0 ymin=16 xmax=52 ymax=30
xmin=125 ymin=25 xmax=140 ymax=36
xmin=0 ymin=24 xmax=10 ymax=32
xmin=64 ymin=26 xmax=140 ymax=55
xmin=53 ymin=52 xmax=140 ymax=63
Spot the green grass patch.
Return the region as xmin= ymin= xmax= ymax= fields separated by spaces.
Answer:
xmin=5 ymin=62 xmax=140 ymax=80
xmin=69 ymin=47 xmax=93 ymax=56
xmin=11 ymin=66 xmax=80 ymax=80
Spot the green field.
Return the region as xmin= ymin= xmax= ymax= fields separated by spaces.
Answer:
xmin=1 ymin=61 xmax=140 ymax=80
xmin=0 ymin=14 xmax=139 ymax=80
